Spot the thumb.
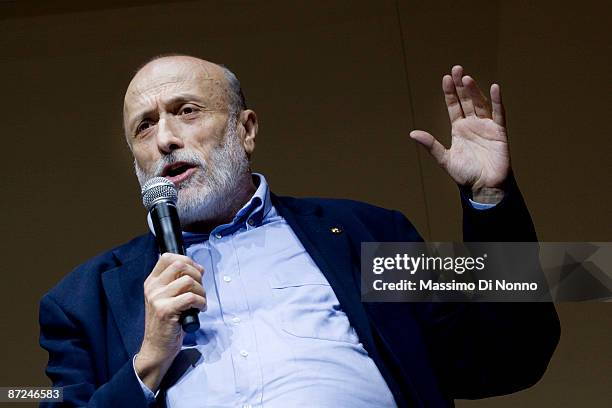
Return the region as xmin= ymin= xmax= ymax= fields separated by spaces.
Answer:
xmin=409 ymin=130 xmax=448 ymax=167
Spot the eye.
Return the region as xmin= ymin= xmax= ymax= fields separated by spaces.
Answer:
xmin=136 ymin=121 xmax=154 ymax=135
xmin=178 ymin=105 xmax=199 ymax=115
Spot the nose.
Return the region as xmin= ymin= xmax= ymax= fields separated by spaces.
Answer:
xmin=155 ymin=116 xmax=184 ymax=154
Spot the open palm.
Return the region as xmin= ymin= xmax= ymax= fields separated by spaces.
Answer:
xmin=410 ymin=65 xmax=510 ymax=195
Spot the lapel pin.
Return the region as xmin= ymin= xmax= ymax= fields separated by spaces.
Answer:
xmin=330 ymin=226 xmax=343 ymax=234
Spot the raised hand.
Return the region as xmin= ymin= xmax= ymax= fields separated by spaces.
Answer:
xmin=410 ymin=65 xmax=510 ymax=204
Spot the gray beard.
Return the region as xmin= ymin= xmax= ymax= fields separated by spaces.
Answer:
xmin=134 ymin=118 xmax=251 ymax=225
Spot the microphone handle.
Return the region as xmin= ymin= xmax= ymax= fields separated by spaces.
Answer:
xmin=151 ymin=202 xmax=200 ymax=333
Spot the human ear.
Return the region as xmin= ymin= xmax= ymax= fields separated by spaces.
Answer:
xmin=240 ymin=109 xmax=258 ymax=157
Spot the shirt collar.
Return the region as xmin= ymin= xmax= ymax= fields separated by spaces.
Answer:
xmin=147 ymin=173 xmax=272 ymax=246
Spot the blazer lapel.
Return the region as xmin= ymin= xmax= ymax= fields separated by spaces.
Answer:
xmin=101 ymin=234 xmax=158 ymax=357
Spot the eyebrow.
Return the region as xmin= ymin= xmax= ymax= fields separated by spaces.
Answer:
xmin=127 ymin=93 xmax=206 ymax=132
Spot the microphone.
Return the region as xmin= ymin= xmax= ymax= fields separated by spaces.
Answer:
xmin=141 ymin=177 xmax=200 ymax=333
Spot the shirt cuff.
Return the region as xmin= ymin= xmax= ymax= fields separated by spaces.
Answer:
xmin=132 ymin=354 xmax=158 ymax=404
xmin=469 ymin=198 xmax=497 ymax=210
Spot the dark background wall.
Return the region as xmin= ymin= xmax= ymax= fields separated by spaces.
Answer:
xmin=1 ymin=1 xmax=610 ymax=406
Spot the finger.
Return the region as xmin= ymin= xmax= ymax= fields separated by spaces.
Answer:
xmin=150 ymin=253 xmax=201 ymax=277
xmin=442 ymin=75 xmax=464 ymax=123
xmin=463 ymin=75 xmax=491 ymax=119
xmin=150 ymin=292 xmax=207 ymax=318
xmin=156 ymin=260 xmax=203 ymax=286
xmin=451 ymin=65 xmax=475 ymax=117
xmin=160 ymin=275 xmax=205 ymax=299
xmin=172 ymin=292 xmax=207 ymax=312
xmin=490 ymin=83 xmax=506 ymax=127
xmin=409 ymin=130 xmax=448 ymax=167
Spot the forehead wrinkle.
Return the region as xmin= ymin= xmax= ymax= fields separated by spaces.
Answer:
xmin=128 ymin=67 xmax=215 ymax=95
xmin=128 ymin=79 xmax=219 ymax=113
xmin=129 ymin=92 xmax=219 ymax=130
xmin=127 ymin=67 xmax=218 ymax=107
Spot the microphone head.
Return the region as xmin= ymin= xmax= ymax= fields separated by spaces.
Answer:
xmin=141 ymin=177 xmax=178 ymax=211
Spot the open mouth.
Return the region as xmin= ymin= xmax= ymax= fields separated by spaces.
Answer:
xmin=161 ymin=162 xmax=197 ymax=184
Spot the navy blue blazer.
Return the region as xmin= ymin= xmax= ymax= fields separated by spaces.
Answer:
xmin=39 ymin=175 xmax=560 ymax=407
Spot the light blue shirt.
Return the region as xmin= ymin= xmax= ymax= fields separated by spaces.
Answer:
xmin=136 ymin=174 xmax=496 ymax=407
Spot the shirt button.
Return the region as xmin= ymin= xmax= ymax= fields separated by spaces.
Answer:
xmin=247 ymin=219 xmax=254 ymax=226
xmin=223 ymin=275 xmax=232 ymax=283
xmin=232 ymin=317 xmax=241 ymax=324
xmin=240 ymin=350 xmax=249 ymax=357
xmin=215 ymin=233 xmax=222 ymax=239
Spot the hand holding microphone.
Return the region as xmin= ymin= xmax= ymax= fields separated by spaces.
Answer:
xmin=135 ymin=177 xmax=205 ymax=392
xmin=142 ymin=177 xmax=201 ymax=333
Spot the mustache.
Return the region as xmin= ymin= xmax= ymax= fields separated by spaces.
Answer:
xmin=147 ymin=151 xmax=207 ymax=178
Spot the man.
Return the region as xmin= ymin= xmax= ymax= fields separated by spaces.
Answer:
xmin=39 ymin=55 xmax=560 ymax=407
